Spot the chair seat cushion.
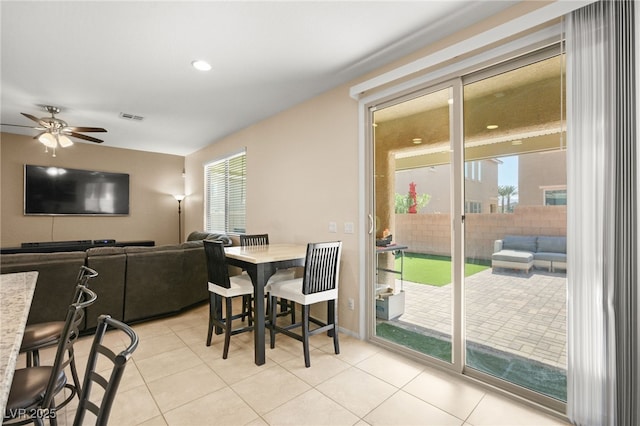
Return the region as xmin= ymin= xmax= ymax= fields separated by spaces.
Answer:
xmin=6 ymin=367 xmax=66 ymax=412
xmin=20 ymin=321 xmax=64 ymax=352
xmin=264 ymin=269 xmax=297 ymax=291
xmin=268 ymin=278 xmax=337 ymax=306
xmin=208 ymin=273 xmax=254 ymax=298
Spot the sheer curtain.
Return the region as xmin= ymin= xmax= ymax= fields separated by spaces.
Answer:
xmin=565 ymin=1 xmax=637 ymax=425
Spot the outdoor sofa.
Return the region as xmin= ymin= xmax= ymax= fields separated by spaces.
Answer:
xmin=492 ymin=235 xmax=567 ymax=273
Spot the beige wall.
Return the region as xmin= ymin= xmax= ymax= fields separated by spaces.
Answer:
xmin=184 ymin=85 xmax=361 ymax=333
xmin=0 ymin=133 xmax=185 ymax=247
xmin=519 ymin=150 xmax=567 ymax=205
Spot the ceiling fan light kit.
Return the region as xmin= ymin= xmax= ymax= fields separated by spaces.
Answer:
xmin=2 ymin=105 xmax=107 ymax=156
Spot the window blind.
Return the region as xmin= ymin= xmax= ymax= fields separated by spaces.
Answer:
xmin=204 ymin=150 xmax=246 ymax=234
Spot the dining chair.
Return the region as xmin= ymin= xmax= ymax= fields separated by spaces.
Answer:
xmin=268 ymin=241 xmax=342 ymax=367
xmin=19 ymin=266 xmax=98 ymax=394
xmin=4 ymin=285 xmax=98 ymax=425
xmin=72 ymin=314 xmax=139 ymax=426
xmin=203 ymin=240 xmax=255 ymax=359
xmin=240 ymin=234 xmax=296 ymax=323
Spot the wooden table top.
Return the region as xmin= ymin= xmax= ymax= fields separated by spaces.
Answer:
xmin=225 ymin=243 xmax=307 ymax=264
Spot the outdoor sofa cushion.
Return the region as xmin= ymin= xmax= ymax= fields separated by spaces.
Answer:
xmin=502 ymin=235 xmax=537 ymax=253
xmin=536 ymin=236 xmax=566 ymax=254
xmin=492 ymin=250 xmax=534 ymax=263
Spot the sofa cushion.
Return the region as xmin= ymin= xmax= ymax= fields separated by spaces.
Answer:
xmin=186 ymin=231 xmax=232 ymax=246
xmin=537 ymin=236 xmax=566 ymax=254
xmin=86 ymin=247 xmax=125 ymax=256
xmin=86 ymin=248 xmax=127 ymax=328
xmin=492 ymin=250 xmax=533 ymax=263
xmin=502 ymin=235 xmax=537 ymax=253
xmin=124 ymin=245 xmax=181 ymax=254
xmin=533 ymin=252 xmax=567 ymax=262
xmin=0 ymin=251 xmax=87 ymax=327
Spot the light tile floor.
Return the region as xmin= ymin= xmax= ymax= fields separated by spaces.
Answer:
xmin=25 ymin=302 xmax=572 ymax=426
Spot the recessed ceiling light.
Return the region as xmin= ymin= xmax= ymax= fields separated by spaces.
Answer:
xmin=486 ymin=124 xmax=499 ymax=130
xmin=412 ymin=138 xmax=422 ymax=144
xmin=191 ymin=60 xmax=212 ymax=71
xmin=512 ymin=140 xmax=523 ymax=145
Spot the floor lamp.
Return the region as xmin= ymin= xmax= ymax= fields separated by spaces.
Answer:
xmin=174 ymin=194 xmax=185 ymax=243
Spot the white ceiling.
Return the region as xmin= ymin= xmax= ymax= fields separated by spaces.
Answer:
xmin=1 ymin=1 xmax=519 ymax=156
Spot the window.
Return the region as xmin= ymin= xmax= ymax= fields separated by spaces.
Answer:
xmin=465 ymin=161 xmax=482 ymax=181
xmin=544 ymin=189 xmax=566 ymax=205
xmin=204 ymin=150 xmax=246 ymax=233
xmin=465 ymin=201 xmax=482 ymax=213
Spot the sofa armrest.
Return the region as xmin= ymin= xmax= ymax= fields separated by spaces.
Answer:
xmin=494 ymin=240 xmax=504 ymax=253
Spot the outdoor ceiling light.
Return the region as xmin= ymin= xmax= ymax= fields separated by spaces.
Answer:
xmin=191 ymin=60 xmax=212 ymax=71
xmin=486 ymin=124 xmax=499 ymax=130
xmin=412 ymin=138 xmax=422 ymax=144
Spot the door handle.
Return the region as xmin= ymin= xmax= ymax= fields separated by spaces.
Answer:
xmin=368 ymin=214 xmax=374 ymax=234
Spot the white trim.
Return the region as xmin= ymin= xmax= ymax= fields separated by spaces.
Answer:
xmin=202 ymin=147 xmax=246 ymax=167
xmin=350 ymin=0 xmax=595 ymax=100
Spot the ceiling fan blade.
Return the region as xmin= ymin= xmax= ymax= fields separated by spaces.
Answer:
xmin=65 ymin=126 xmax=107 ymax=133
xmin=0 ymin=123 xmax=43 ymax=129
xmin=21 ymin=112 xmax=49 ymax=128
xmin=67 ymin=131 xmax=104 ymax=143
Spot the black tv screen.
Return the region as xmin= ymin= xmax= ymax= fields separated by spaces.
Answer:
xmin=24 ymin=165 xmax=130 ymax=215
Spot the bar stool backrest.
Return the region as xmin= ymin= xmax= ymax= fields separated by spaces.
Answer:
xmin=43 ymin=285 xmax=98 ymax=409
xmin=240 ymin=234 xmax=269 ymax=246
xmin=302 ymin=241 xmax=342 ymax=295
xmin=73 ymin=315 xmax=139 ymax=426
xmin=203 ymin=240 xmax=232 ymax=289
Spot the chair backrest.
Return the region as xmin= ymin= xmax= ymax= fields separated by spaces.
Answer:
xmin=240 ymin=234 xmax=269 ymax=246
xmin=42 ymin=285 xmax=98 ymax=409
xmin=302 ymin=241 xmax=342 ymax=295
xmin=69 ymin=265 xmax=99 ymax=305
xmin=73 ymin=315 xmax=139 ymax=426
xmin=203 ymin=240 xmax=231 ymax=288
xmin=76 ymin=265 xmax=99 ymax=288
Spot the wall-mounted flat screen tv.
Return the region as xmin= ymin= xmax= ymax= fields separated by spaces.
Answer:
xmin=24 ymin=165 xmax=130 ymax=215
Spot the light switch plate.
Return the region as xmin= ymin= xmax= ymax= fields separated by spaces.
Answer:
xmin=344 ymin=222 xmax=354 ymax=234
xmin=329 ymin=221 xmax=337 ymax=233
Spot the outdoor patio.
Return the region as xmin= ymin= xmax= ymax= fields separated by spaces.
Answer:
xmin=388 ymin=268 xmax=567 ymax=370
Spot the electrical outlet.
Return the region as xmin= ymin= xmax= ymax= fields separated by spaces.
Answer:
xmin=329 ymin=221 xmax=337 ymax=233
xmin=348 ymin=298 xmax=355 ymax=310
xmin=344 ymin=222 xmax=354 ymax=234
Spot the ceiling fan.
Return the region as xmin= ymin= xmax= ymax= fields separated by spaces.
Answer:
xmin=1 ymin=105 xmax=107 ymax=156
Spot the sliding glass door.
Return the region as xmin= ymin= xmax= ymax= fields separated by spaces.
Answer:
xmin=371 ymin=84 xmax=457 ymax=364
xmin=368 ymin=46 xmax=567 ymax=409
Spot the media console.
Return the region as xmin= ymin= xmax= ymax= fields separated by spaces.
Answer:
xmin=0 ymin=239 xmax=155 ymax=254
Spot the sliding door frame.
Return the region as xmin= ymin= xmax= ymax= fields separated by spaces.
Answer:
xmin=359 ymin=27 xmax=567 ymax=414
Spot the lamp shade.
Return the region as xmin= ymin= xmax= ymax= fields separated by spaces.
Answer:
xmin=38 ymin=132 xmax=57 ymax=148
xmin=58 ymin=135 xmax=74 ymax=147
xmin=174 ymin=194 xmax=186 ymax=201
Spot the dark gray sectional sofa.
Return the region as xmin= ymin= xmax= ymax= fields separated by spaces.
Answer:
xmin=0 ymin=231 xmax=231 ymax=331
xmin=492 ymin=235 xmax=567 ymax=273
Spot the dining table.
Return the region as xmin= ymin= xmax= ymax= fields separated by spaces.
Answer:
xmin=0 ymin=271 xmax=38 ymax=415
xmin=224 ymin=243 xmax=307 ymax=365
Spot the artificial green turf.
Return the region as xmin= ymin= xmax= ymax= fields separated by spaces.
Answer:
xmin=375 ymin=322 xmax=567 ymax=401
xmin=395 ymin=253 xmax=489 ymax=286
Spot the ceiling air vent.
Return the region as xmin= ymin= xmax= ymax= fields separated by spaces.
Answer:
xmin=119 ymin=112 xmax=144 ymax=121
